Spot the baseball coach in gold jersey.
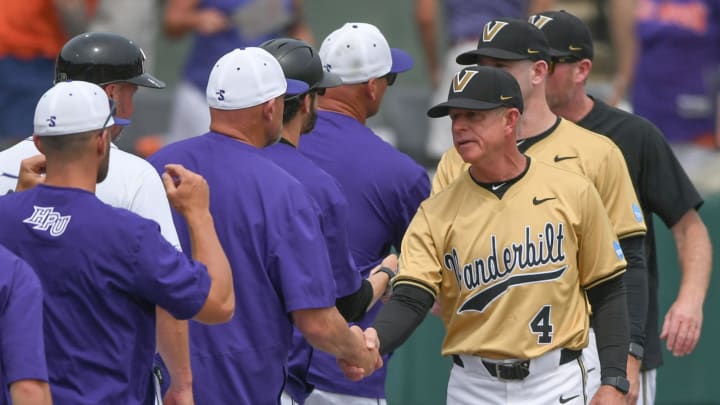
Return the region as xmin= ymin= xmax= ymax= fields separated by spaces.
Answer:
xmin=360 ymin=66 xmax=631 ymax=405
xmin=431 ymin=19 xmax=648 ymax=399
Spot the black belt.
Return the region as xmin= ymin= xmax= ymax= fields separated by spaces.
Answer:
xmin=451 ymin=349 xmax=582 ymax=380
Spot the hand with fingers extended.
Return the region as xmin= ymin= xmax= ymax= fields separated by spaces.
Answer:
xmin=661 ymin=297 xmax=703 ymax=357
xmin=16 ymin=154 xmax=47 ymax=192
xmin=161 ymin=164 xmax=210 ymax=218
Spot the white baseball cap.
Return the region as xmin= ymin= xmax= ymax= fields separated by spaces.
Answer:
xmin=34 ymin=81 xmax=119 ymax=136
xmin=206 ymin=47 xmax=310 ymax=110
xmin=319 ymin=22 xmax=414 ymax=85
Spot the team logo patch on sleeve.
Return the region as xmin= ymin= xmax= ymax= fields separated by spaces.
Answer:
xmin=632 ymin=204 xmax=644 ymax=223
xmin=613 ymin=241 xmax=624 ymax=260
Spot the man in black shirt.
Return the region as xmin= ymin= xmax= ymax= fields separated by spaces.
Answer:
xmin=532 ymin=10 xmax=713 ymax=405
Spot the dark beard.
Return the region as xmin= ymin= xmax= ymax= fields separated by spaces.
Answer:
xmin=301 ymin=109 xmax=318 ymax=134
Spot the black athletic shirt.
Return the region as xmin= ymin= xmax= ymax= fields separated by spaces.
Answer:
xmin=577 ymin=96 xmax=703 ymax=370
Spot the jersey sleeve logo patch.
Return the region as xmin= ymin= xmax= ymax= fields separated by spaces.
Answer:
xmin=632 ymin=203 xmax=644 ymax=223
xmin=613 ymin=241 xmax=624 ymax=260
xmin=23 ymin=205 xmax=72 ymax=237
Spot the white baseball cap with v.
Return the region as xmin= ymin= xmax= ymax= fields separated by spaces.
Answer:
xmin=34 ymin=81 xmax=117 ymax=136
xmin=319 ymin=22 xmax=414 ymax=85
xmin=206 ymin=47 xmax=309 ymax=110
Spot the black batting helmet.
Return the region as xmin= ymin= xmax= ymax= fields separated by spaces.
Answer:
xmin=259 ymin=38 xmax=342 ymax=90
xmin=55 ymin=32 xmax=165 ymax=89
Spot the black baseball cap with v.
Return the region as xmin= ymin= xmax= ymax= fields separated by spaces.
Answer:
xmin=427 ymin=66 xmax=524 ymax=118
xmin=530 ymin=10 xmax=594 ymax=61
xmin=456 ymin=18 xmax=551 ymax=64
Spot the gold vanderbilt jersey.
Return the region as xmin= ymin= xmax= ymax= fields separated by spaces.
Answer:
xmin=398 ymin=160 xmax=626 ymax=360
xmin=432 ymin=118 xmax=647 ymax=239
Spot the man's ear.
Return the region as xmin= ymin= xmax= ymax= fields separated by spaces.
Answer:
xmin=261 ymin=98 xmax=275 ymax=122
xmin=104 ymin=83 xmax=117 ymax=100
xmin=97 ymin=130 xmax=108 ymax=156
xmin=365 ymin=78 xmax=380 ymax=102
xmin=301 ymin=94 xmax=312 ymax=114
xmin=504 ymin=108 xmax=521 ymax=133
xmin=33 ymin=135 xmax=44 ymax=154
xmin=574 ymin=59 xmax=593 ymax=84
xmin=531 ymin=60 xmax=549 ymax=85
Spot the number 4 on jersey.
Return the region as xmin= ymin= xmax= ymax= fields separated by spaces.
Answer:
xmin=529 ymin=305 xmax=553 ymax=344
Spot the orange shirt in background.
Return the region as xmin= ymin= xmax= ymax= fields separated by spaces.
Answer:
xmin=0 ymin=0 xmax=97 ymax=59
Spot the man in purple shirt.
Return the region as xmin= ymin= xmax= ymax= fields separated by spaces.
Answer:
xmin=0 ymin=245 xmax=51 ymax=405
xmin=299 ymin=23 xmax=431 ymax=405
xmin=259 ymin=38 xmax=401 ymax=404
xmin=149 ymin=47 xmax=382 ymax=405
xmin=0 ymin=80 xmax=235 ymax=405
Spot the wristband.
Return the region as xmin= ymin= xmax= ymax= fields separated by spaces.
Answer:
xmin=628 ymin=342 xmax=644 ymax=360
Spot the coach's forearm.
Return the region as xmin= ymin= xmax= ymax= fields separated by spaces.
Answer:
xmin=587 ymin=275 xmax=629 ymax=379
xmin=672 ymin=210 xmax=712 ymax=305
xmin=156 ymin=308 xmax=192 ymax=390
xmin=619 ymin=235 xmax=648 ymax=347
xmin=293 ymin=307 xmax=369 ymax=367
xmin=186 ymin=211 xmax=235 ymax=323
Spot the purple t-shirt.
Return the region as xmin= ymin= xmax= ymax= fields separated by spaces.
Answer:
xmin=261 ymin=139 xmax=363 ymax=402
xmin=632 ymin=0 xmax=720 ymax=142
xmin=149 ymin=132 xmax=336 ymax=405
xmin=0 ymin=245 xmax=46 ymax=405
xmin=183 ymin=0 xmax=293 ymax=92
xmin=0 ymin=185 xmax=211 ymax=405
xmin=299 ymin=111 xmax=430 ymax=398
xmin=444 ymin=0 xmax=527 ymax=42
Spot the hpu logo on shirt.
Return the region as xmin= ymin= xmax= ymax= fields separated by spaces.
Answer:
xmin=47 ymin=116 xmax=56 ymax=127
xmin=23 ymin=206 xmax=71 ymax=237
xmin=482 ymin=21 xmax=509 ymax=42
xmin=613 ymin=241 xmax=624 ymax=260
xmin=216 ymin=90 xmax=225 ymax=101
xmin=632 ymin=204 xmax=644 ymax=223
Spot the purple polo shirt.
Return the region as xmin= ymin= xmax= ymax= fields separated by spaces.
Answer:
xmin=0 ymin=245 xmax=46 ymax=405
xmin=299 ymin=111 xmax=430 ymax=398
xmin=149 ymin=132 xmax=336 ymax=405
xmin=0 ymin=185 xmax=211 ymax=405
xmin=632 ymin=0 xmax=720 ymax=142
xmin=261 ymin=139 xmax=363 ymax=402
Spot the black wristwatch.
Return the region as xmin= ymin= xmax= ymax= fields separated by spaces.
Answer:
xmin=601 ymin=377 xmax=630 ymax=394
xmin=628 ymin=342 xmax=644 ymax=360
xmin=374 ymin=266 xmax=396 ymax=282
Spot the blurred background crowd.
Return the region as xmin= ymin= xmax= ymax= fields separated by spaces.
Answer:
xmin=2 ymin=0 xmax=719 ymax=195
